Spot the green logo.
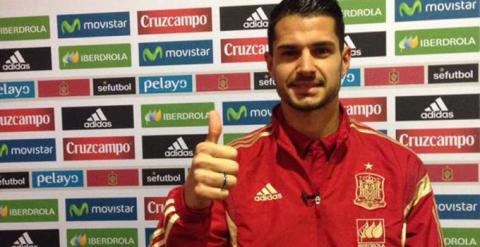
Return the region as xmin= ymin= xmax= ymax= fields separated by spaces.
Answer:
xmin=61 ymin=18 xmax=81 ymax=34
xmin=0 ymin=144 xmax=8 ymax=157
xmin=227 ymin=106 xmax=248 ymax=121
xmin=143 ymin=47 xmax=163 ymax=62
xmin=399 ymin=0 xmax=423 ymax=17
xmin=0 ymin=16 xmax=50 ymax=41
xmin=396 ymin=26 xmax=479 ymax=55
xmin=69 ymin=202 xmax=89 ymax=217
xmin=59 ymin=43 xmax=131 ymax=69
xmin=142 ymin=102 xmax=214 ymax=128
xmin=443 ymin=228 xmax=479 ymax=247
xmin=339 ymin=0 xmax=386 ymax=24
xmin=67 ymin=228 xmax=138 ymax=247
xmin=0 ymin=199 xmax=58 ymax=222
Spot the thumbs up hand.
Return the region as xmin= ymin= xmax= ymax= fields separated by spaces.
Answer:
xmin=184 ymin=111 xmax=239 ymax=209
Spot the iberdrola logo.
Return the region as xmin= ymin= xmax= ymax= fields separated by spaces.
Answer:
xmin=144 ymin=110 xmax=162 ymax=123
xmin=61 ymin=18 xmax=81 ymax=34
xmin=0 ymin=206 xmax=8 ymax=217
xmin=70 ymin=234 xmax=88 ymax=247
xmin=62 ymin=51 xmax=80 ymax=64
xmin=398 ymin=35 xmax=419 ymax=52
xmin=142 ymin=47 xmax=163 ymax=62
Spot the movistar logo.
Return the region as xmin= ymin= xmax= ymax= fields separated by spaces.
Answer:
xmin=0 ymin=144 xmax=8 ymax=157
xmin=61 ymin=18 xmax=81 ymax=34
xmin=399 ymin=0 xmax=423 ymax=17
xmin=69 ymin=202 xmax=89 ymax=217
xmin=227 ymin=106 xmax=248 ymax=121
xmin=143 ymin=47 xmax=163 ymax=62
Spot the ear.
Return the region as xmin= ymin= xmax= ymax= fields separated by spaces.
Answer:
xmin=264 ymin=52 xmax=275 ymax=80
xmin=341 ymin=47 xmax=351 ymax=77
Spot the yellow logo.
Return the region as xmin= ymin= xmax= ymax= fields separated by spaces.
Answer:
xmin=108 ymin=171 xmax=118 ymax=186
xmin=442 ymin=166 xmax=454 ymax=181
xmin=354 ymin=173 xmax=387 ymax=210
xmin=218 ymin=75 xmax=229 ymax=90
xmin=356 ymin=219 xmax=386 ymax=246
xmin=0 ymin=206 xmax=8 ymax=217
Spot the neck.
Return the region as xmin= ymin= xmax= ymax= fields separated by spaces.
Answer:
xmin=281 ymin=99 xmax=340 ymax=140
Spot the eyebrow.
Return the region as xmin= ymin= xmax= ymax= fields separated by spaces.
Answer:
xmin=276 ymin=41 xmax=336 ymax=51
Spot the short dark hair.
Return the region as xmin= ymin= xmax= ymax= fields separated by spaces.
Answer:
xmin=267 ymin=0 xmax=345 ymax=53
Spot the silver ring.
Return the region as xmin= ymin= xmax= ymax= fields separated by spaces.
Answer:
xmin=221 ymin=173 xmax=227 ymax=190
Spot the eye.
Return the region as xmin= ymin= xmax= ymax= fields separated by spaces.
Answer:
xmin=280 ymin=49 xmax=299 ymax=58
xmin=312 ymin=47 xmax=330 ymax=57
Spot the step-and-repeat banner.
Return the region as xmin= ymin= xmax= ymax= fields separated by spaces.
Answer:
xmin=0 ymin=0 xmax=479 ymax=246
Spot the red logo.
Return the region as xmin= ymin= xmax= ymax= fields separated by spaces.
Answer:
xmin=340 ymin=97 xmax=386 ymax=122
xmin=426 ymin=164 xmax=479 ymax=182
xmin=396 ymin=128 xmax=480 ymax=153
xmin=221 ymin=38 xmax=268 ymax=63
xmin=364 ymin=66 xmax=424 ymax=86
xmin=0 ymin=108 xmax=54 ymax=132
xmin=87 ymin=169 xmax=139 ymax=187
xmin=144 ymin=197 xmax=167 ymax=220
xmin=38 ymin=79 xmax=90 ymax=97
xmin=196 ymin=73 xmax=251 ymax=92
xmin=63 ymin=136 xmax=135 ymax=160
xmin=138 ymin=8 xmax=212 ymax=34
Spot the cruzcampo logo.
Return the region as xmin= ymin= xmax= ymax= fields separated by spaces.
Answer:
xmin=61 ymin=18 xmax=81 ymax=34
xmin=227 ymin=106 xmax=248 ymax=121
xmin=443 ymin=228 xmax=480 ymax=246
xmin=0 ymin=199 xmax=58 ymax=222
xmin=338 ymin=0 xmax=386 ymax=24
xmin=69 ymin=202 xmax=89 ymax=217
xmin=398 ymin=0 xmax=422 ymax=17
xmin=142 ymin=47 xmax=163 ymax=62
xmin=59 ymin=44 xmax=131 ymax=69
xmin=0 ymin=16 xmax=50 ymax=41
xmin=142 ymin=102 xmax=214 ymax=128
xmin=396 ymin=26 xmax=479 ymax=55
xmin=0 ymin=144 xmax=8 ymax=157
xmin=68 ymin=228 xmax=138 ymax=247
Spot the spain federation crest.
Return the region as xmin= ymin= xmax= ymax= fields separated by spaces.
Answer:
xmin=354 ymin=173 xmax=387 ymax=210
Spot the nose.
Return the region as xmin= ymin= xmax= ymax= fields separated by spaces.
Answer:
xmin=297 ymin=50 xmax=315 ymax=76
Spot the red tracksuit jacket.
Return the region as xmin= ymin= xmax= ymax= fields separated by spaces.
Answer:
xmin=150 ymin=105 xmax=444 ymax=247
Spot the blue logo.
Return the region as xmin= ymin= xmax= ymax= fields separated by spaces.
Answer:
xmin=145 ymin=228 xmax=155 ymax=246
xmin=223 ymin=100 xmax=279 ymax=125
xmin=57 ymin=12 xmax=130 ymax=38
xmin=66 ymin=197 xmax=137 ymax=221
xmin=0 ymin=139 xmax=55 ymax=163
xmin=139 ymin=40 xmax=213 ymax=66
xmin=140 ymin=75 xmax=193 ymax=94
xmin=436 ymin=195 xmax=480 ymax=219
xmin=0 ymin=81 xmax=34 ymax=99
xmin=396 ymin=0 xmax=480 ymax=22
xmin=32 ymin=170 xmax=83 ymax=188
xmin=341 ymin=68 xmax=361 ymax=87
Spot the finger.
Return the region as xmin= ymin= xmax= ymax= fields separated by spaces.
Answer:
xmin=206 ymin=110 xmax=222 ymax=143
xmin=193 ymin=153 xmax=239 ymax=175
xmin=195 ymin=182 xmax=230 ymax=200
xmin=195 ymin=142 xmax=237 ymax=160
xmin=194 ymin=169 xmax=238 ymax=190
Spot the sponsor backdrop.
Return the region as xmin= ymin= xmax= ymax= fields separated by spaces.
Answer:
xmin=0 ymin=0 xmax=479 ymax=246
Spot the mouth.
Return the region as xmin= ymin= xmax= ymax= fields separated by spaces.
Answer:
xmin=289 ymin=80 xmax=324 ymax=91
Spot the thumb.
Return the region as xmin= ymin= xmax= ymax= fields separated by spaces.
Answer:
xmin=206 ymin=110 xmax=222 ymax=143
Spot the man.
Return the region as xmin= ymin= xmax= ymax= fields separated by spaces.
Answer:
xmin=150 ymin=0 xmax=444 ymax=246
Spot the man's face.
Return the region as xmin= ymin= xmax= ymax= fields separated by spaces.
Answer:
xmin=266 ymin=15 xmax=351 ymax=111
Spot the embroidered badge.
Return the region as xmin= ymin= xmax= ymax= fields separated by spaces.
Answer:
xmin=356 ymin=218 xmax=386 ymax=247
xmin=354 ymin=173 xmax=387 ymax=210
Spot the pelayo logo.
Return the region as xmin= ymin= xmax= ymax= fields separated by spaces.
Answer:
xmin=140 ymin=75 xmax=192 ymax=94
xmin=0 ymin=199 xmax=58 ymax=222
xmin=139 ymin=40 xmax=212 ymax=66
xmin=59 ymin=44 xmax=131 ymax=69
xmin=0 ymin=138 xmax=55 ymax=163
xmin=142 ymin=102 xmax=213 ymax=128
xmin=58 ymin=12 xmax=130 ymax=38
xmin=0 ymin=81 xmax=34 ymax=99
xmin=341 ymin=68 xmax=361 ymax=87
xmin=67 ymin=228 xmax=137 ymax=247
xmin=223 ymin=100 xmax=279 ymax=125
xmin=32 ymin=170 xmax=83 ymax=188
xmin=66 ymin=198 xmax=137 ymax=221
xmin=339 ymin=0 xmax=385 ymax=24
xmin=0 ymin=16 xmax=50 ymax=41
xmin=396 ymin=0 xmax=480 ymax=22
xmin=396 ymin=26 xmax=479 ymax=55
